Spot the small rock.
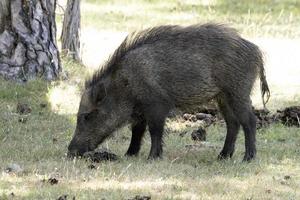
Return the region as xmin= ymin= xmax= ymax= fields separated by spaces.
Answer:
xmin=179 ymin=131 xmax=188 ymax=137
xmin=183 ymin=113 xmax=192 ymax=120
xmin=198 ymin=108 xmax=219 ymax=116
xmin=195 ymin=113 xmax=213 ymax=120
xmin=48 ymin=178 xmax=59 ymax=185
xmin=57 ymin=195 xmax=68 ymax=200
xmin=16 ymin=103 xmax=32 ymax=115
xmin=88 ymin=164 xmax=96 ymax=169
xmin=265 ymin=189 xmax=271 ymax=194
xmin=191 ymin=128 xmax=206 ymax=141
xmin=280 ymin=180 xmax=289 ymax=185
xmin=127 ymin=195 xmax=151 ymax=200
xmin=190 ymin=115 xmax=197 ymax=122
xmin=203 ymin=117 xmax=213 ymax=126
xmin=284 ymin=175 xmax=291 ymax=180
xmin=57 ymin=195 xmax=74 ymax=200
xmin=183 ymin=113 xmax=197 ymax=122
xmin=18 ymin=117 xmax=27 ymax=123
xmin=5 ymin=163 xmax=23 ymax=174
xmin=40 ymin=103 xmax=47 ymax=108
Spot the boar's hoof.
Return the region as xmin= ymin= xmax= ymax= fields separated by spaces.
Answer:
xmin=147 ymin=152 xmax=162 ymax=160
xmin=125 ymin=151 xmax=138 ymax=157
xmin=242 ymin=150 xmax=256 ymax=162
xmin=217 ymin=150 xmax=234 ymax=160
xmin=147 ymin=155 xmax=162 ymax=160
xmin=125 ymin=146 xmax=140 ymax=157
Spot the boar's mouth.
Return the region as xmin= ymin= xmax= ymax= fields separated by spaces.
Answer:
xmin=67 ymin=135 xmax=110 ymax=158
xmin=67 ymin=139 xmax=97 ymax=158
xmin=67 ymin=145 xmax=92 ymax=158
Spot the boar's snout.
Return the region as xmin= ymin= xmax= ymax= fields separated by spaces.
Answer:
xmin=67 ymin=137 xmax=93 ymax=158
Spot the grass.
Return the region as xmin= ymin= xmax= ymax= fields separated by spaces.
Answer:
xmin=1 ymin=0 xmax=300 ymax=199
xmin=80 ymin=0 xmax=300 ymax=38
xmin=0 ymin=72 xmax=299 ymax=199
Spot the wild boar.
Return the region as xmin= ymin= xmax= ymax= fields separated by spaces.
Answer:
xmin=68 ymin=23 xmax=270 ymax=161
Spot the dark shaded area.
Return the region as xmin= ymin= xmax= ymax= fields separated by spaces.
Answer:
xmin=0 ymin=78 xmax=76 ymax=168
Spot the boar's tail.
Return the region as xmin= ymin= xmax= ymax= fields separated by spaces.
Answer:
xmin=258 ymin=54 xmax=270 ymax=109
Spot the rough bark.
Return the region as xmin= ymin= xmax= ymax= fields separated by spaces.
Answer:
xmin=61 ymin=0 xmax=81 ymax=61
xmin=0 ymin=0 xmax=10 ymax=33
xmin=0 ymin=0 xmax=61 ymax=81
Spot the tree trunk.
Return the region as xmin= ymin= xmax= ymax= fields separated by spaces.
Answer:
xmin=0 ymin=0 xmax=61 ymax=81
xmin=61 ymin=0 xmax=81 ymax=61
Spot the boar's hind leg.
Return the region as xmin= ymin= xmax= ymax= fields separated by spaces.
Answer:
xmin=125 ymin=116 xmax=147 ymax=156
xmin=240 ymin=108 xmax=257 ymax=161
xmin=217 ymin=95 xmax=240 ymax=160
xmin=227 ymin=95 xmax=257 ymax=161
xmin=145 ymin=103 xmax=170 ymax=160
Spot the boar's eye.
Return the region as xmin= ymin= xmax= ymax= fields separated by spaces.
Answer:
xmin=90 ymin=83 xmax=107 ymax=104
xmin=81 ymin=110 xmax=98 ymax=122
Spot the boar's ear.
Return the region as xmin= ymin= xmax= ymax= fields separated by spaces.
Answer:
xmin=90 ymin=83 xmax=107 ymax=104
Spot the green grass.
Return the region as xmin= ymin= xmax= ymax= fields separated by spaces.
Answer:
xmin=1 ymin=0 xmax=300 ymax=199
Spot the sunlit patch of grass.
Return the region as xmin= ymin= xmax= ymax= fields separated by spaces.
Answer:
xmin=48 ymin=84 xmax=80 ymax=115
xmin=46 ymin=57 xmax=89 ymax=114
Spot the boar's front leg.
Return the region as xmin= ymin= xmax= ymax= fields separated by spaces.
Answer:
xmin=145 ymin=103 xmax=170 ymax=160
xmin=125 ymin=115 xmax=147 ymax=156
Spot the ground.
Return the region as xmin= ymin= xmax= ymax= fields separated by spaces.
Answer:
xmin=0 ymin=0 xmax=300 ymax=199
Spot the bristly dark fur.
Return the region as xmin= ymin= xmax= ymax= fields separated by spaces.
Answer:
xmin=85 ymin=23 xmax=235 ymax=89
xmin=85 ymin=25 xmax=179 ymax=88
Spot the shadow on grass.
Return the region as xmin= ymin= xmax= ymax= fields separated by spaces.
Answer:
xmin=0 ymin=77 xmax=76 ymax=168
